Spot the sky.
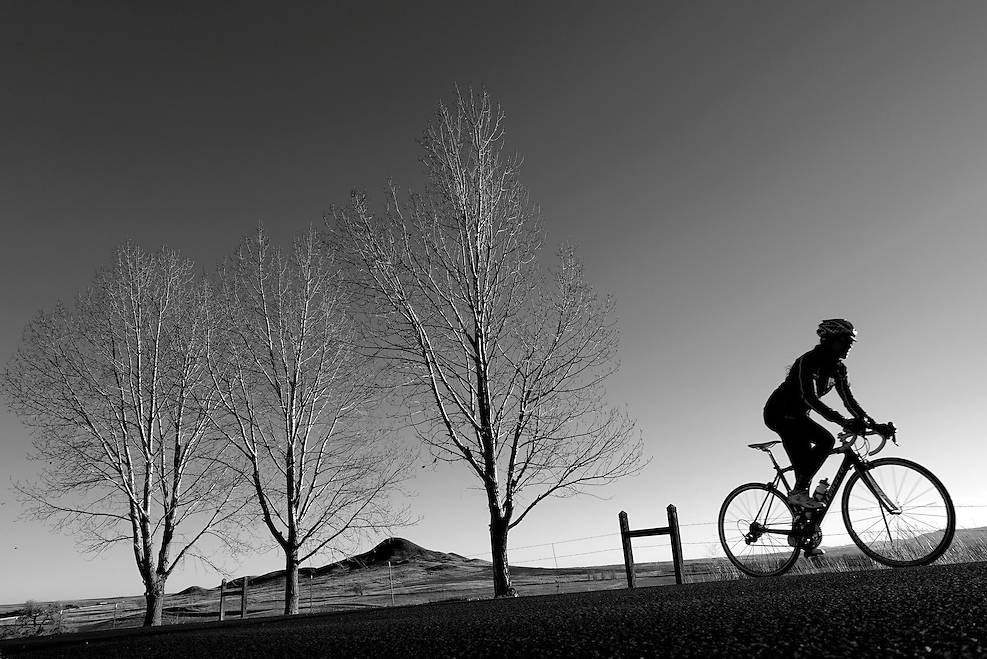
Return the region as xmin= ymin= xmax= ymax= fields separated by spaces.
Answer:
xmin=3 ymin=1 xmax=987 ymax=605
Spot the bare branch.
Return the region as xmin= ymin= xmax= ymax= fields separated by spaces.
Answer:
xmin=332 ymin=89 xmax=647 ymax=597
xmin=1 ymin=243 xmax=247 ymax=626
xmin=208 ymin=225 xmax=414 ymax=615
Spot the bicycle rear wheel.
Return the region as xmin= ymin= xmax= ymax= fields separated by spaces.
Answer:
xmin=719 ymin=483 xmax=800 ymax=577
xmin=842 ymin=457 xmax=955 ymax=567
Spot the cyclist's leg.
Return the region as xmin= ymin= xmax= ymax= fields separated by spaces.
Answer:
xmin=801 ymin=418 xmax=835 ymax=484
xmin=764 ymin=412 xmax=812 ymax=491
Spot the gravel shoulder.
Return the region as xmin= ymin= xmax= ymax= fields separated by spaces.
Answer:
xmin=3 ymin=561 xmax=986 ymax=658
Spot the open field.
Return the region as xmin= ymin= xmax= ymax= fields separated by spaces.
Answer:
xmin=0 ymin=539 xmax=657 ymax=634
xmin=2 ymin=560 xmax=986 ymax=658
xmin=2 ymin=528 xmax=986 ymax=636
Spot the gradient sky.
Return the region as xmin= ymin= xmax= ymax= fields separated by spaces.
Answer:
xmin=3 ymin=1 xmax=987 ymax=605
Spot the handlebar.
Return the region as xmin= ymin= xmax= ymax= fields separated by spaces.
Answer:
xmin=837 ymin=422 xmax=897 ymax=457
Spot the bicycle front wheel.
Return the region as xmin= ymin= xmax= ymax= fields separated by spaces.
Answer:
xmin=719 ymin=483 xmax=800 ymax=577
xmin=841 ymin=457 xmax=955 ymax=567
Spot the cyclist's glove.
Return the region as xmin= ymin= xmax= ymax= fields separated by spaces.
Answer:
xmin=843 ymin=417 xmax=868 ymax=435
xmin=874 ymin=422 xmax=896 ymax=440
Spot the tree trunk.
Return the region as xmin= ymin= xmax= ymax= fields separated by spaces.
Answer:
xmin=284 ymin=547 xmax=300 ymax=615
xmin=143 ymin=577 xmax=166 ymax=626
xmin=489 ymin=513 xmax=517 ymax=598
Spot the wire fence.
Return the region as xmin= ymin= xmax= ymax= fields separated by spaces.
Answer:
xmin=4 ymin=507 xmax=985 ymax=636
xmin=455 ymin=504 xmax=987 ymax=567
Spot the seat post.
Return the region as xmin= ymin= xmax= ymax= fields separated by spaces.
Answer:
xmin=768 ymin=450 xmax=784 ymax=474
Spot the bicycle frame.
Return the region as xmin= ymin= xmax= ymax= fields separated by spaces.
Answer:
xmin=759 ymin=430 xmax=900 ymax=542
xmin=723 ymin=423 xmax=955 ymax=575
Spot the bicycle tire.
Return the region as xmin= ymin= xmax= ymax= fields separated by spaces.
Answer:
xmin=841 ymin=457 xmax=955 ymax=567
xmin=719 ymin=483 xmax=801 ymax=577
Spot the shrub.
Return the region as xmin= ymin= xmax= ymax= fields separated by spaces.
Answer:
xmin=0 ymin=601 xmax=68 ymax=638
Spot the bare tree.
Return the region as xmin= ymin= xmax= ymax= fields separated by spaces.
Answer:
xmin=209 ymin=226 xmax=414 ymax=615
xmin=1 ymin=243 xmax=247 ymax=626
xmin=333 ymin=89 xmax=646 ymax=597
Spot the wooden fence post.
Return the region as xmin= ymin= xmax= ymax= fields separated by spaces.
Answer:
xmin=667 ymin=504 xmax=684 ymax=586
xmin=219 ymin=579 xmax=227 ymax=621
xmin=619 ymin=505 xmax=685 ymax=588
xmin=241 ymin=576 xmax=249 ymax=619
xmin=619 ymin=511 xmax=636 ymax=588
xmin=219 ymin=577 xmax=249 ymax=621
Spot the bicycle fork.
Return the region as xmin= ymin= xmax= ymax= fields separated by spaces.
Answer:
xmin=856 ymin=460 xmax=903 ymax=515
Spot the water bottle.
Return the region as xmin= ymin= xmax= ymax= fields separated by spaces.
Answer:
xmin=813 ymin=478 xmax=830 ymax=501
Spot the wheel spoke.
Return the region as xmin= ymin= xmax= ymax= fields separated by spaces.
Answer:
xmin=719 ymin=484 xmax=800 ymax=577
xmin=842 ymin=458 xmax=954 ymax=567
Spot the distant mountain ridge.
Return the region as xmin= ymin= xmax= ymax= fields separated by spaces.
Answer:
xmin=218 ymin=538 xmax=478 ymax=589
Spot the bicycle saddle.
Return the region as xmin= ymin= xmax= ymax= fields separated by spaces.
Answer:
xmin=748 ymin=440 xmax=781 ymax=452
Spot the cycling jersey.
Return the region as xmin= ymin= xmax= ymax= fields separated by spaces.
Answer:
xmin=764 ymin=344 xmax=871 ymax=426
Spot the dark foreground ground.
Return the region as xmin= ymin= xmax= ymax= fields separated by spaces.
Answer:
xmin=3 ymin=561 xmax=985 ymax=659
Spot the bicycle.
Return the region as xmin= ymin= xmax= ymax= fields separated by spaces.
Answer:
xmin=718 ymin=424 xmax=955 ymax=577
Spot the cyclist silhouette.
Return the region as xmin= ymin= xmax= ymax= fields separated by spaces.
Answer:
xmin=763 ymin=319 xmax=893 ymax=516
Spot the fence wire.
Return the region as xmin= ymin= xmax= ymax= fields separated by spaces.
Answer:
xmin=459 ymin=504 xmax=987 ymax=566
xmin=6 ymin=508 xmax=984 ymax=635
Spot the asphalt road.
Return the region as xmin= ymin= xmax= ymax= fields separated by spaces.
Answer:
xmin=3 ymin=561 xmax=985 ymax=658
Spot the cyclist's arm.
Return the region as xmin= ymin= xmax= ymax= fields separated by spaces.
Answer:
xmin=834 ymin=362 xmax=874 ymax=425
xmin=796 ymin=356 xmax=848 ymax=425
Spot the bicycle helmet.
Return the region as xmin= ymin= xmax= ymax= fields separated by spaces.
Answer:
xmin=816 ymin=318 xmax=857 ymax=339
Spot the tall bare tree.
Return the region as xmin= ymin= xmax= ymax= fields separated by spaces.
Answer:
xmin=209 ymin=226 xmax=413 ymax=615
xmin=333 ymin=89 xmax=646 ymax=597
xmin=1 ymin=244 xmax=246 ymax=626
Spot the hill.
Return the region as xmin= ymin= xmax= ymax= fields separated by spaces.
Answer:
xmin=235 ymin=537 xmax=478 ymax=587
xmin=337 ymin=537 xmax=475 ymax=568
